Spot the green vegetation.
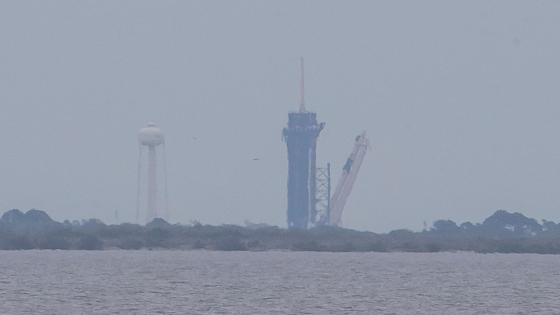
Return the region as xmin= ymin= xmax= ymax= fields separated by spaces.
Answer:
xmin=2 ymin=209 xmax=560 ymax=253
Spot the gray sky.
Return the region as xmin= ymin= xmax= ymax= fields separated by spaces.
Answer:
xmin=1 ymin=1 xmax=560 ymax=232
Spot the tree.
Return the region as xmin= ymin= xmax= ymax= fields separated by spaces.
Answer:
xmin=432 ymin=220 xmax=460 ymax=234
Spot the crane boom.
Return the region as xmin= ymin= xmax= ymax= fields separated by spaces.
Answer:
xmin=329 ymin=132 xmax=369 ymax=226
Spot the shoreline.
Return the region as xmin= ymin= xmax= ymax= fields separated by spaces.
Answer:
xmin=3 ymin=209 xmax=560 ymax=254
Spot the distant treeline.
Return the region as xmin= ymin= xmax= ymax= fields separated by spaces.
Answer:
xmin=2 ymin=209 xmax=560 ymax=253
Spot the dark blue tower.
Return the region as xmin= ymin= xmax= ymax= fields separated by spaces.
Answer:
xmin=283 ymin=111 xmax=324 ymax=229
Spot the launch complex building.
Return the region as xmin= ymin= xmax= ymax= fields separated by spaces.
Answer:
xmin=283 ymin=60 xmax=369 ymax=229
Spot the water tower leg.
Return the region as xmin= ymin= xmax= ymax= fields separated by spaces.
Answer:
xmin=147 ymin=145 xmax=158 ymax=222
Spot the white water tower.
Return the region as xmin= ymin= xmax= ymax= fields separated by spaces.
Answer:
xmin=137 ymin=122 xmax=168 ymax=223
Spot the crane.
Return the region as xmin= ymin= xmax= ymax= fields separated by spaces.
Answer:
xmin=329 ymin=132 xmax=370 ymax=227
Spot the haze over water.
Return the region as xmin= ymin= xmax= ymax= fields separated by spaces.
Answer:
xmin=2 ymin=1 xmax=560 ymax=231
xmin=1 ymin=251 xmax=559 ymax=314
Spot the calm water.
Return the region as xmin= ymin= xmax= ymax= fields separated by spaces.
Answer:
xmin=1 ymin=251 xmax=559 ymax=314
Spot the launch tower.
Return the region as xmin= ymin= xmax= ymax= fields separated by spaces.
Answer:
xmin=283 ymin=59 xmax=324 ymax=229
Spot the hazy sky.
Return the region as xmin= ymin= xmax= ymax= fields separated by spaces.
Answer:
xmin=1 ymin=1 xmax=560 ymax=232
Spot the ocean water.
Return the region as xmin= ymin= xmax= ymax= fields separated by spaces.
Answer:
xmin=0 ymin=251 xmax=559 ymax=314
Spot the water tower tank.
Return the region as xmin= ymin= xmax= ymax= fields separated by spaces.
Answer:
xmin=138 ymin=122 xmax=164 ymax=146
